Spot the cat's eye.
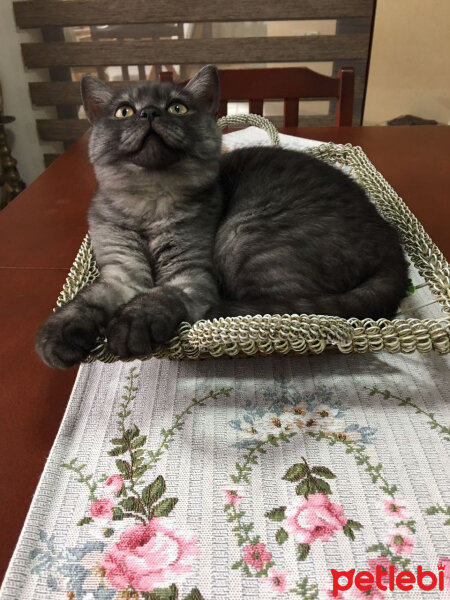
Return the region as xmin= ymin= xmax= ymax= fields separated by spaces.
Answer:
xmin=167 ymin=102 xmax=188 ymax=115
xmin=114 ymin=105 xmax=135 ymax=119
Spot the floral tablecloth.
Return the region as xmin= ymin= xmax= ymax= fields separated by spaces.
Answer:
xmin=2 ymin=130 xmax=449 ymax=600
xmin=1 ymin=349 xmax=449 ymax=600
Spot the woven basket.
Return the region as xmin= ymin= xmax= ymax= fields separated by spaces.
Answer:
xmin=56 ymin=114 xmax=450 ymax=362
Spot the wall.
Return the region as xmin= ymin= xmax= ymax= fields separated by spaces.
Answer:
xmin=0 ymin=2 xmax=58 ymax=185
xmin=364 ymin=0 xmax=450 ymax=125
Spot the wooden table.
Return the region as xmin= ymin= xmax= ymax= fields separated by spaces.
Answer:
xmin=0 ymin=126 xmax=449 ymax=582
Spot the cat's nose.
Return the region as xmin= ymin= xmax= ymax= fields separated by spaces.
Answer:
xmin=140 ymin=107 xmax=161 ymax=121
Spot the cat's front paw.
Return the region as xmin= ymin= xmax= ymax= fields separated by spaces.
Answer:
xmin=106 ymin=292 xmax=184 ymax=359
xmin=36 ymin=305 xmax=103 ymax=368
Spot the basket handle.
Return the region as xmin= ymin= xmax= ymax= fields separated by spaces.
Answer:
xmin=217 ymin=113 xmax=281 ymax=147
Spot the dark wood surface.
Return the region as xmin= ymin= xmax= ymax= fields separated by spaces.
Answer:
xmin=14 ymin=0 xmax=374 ymax=28
xmin=0 ymin=126 xmax=449 ymax=583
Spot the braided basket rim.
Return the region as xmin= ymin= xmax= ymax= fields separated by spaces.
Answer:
xmin=56 ymin=115 xmax=450 ymax=361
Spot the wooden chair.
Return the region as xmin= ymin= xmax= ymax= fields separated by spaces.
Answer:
xmin=163 ymin=67 xmax=355 ymax=127
xmin=218 ymin=67 xmax=355 ymax=127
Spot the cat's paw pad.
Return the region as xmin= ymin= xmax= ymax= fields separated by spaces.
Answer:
xmin=36 ymin=307 xmax=101 ymax=368
xmin=107 ymin=295 xmax=180 ymax=359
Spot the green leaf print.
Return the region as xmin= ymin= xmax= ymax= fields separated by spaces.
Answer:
xmin=152 ymin=497 xmax=178 ymax=518
xmin=142 ymin=475 xmax=166 ymax=507
xmin=276 ymin=527 xmax=289 ymax=545
xmin=265 ymin=506 xmax=286 ymax=522
xmin=297 ymin=543 xmax=311 ymax=561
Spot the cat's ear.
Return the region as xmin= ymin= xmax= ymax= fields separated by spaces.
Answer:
xmin=81 ymin=76 xmax=114 ymax=123
xmin=184 ymin=65 xmax=220 ymax=115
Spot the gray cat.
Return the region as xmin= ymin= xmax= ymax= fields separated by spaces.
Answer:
xmin=36 ymin=65 xmax=408 ymax=368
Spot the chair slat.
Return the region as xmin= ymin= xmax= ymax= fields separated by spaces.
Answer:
xmin=37 ymin=118 xmax=89 ymax=141
xmin=249 ymin=99 xmax=263 ymax=115
xmin=22 ymin=35 xmax=370 ymax=68
xmin=14 ymin=0 xmax=374 ymax=28
xmin=138 ymin=65 xmax=147 ymax=80
xmin=335 ymin=66 xmax=355 ymax=126
xmin=284 ymin=98 xmax=299 ymax=127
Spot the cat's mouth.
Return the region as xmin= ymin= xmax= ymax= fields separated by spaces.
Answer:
xmin=136 ymin=127 xmax=155 ymax=149
xmin=129 ymin=125 xmax=162 ymax=157
xmin=127 ymin=122 xmax=183 ymax=169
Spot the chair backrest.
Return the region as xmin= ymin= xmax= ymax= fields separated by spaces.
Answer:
xmin=218 ymin=67 xmax=354 ymax=127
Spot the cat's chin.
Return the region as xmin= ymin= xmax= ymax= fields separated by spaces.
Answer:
xmin=128 ymin=134 xmax=184 ymax=170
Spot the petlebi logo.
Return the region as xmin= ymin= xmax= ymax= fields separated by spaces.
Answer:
xmin=331 ymin=563 xmax=446 ymax=596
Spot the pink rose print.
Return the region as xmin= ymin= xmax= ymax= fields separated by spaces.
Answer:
xmin=367 ymin=555 xmax=397 ymax=575
xmin=285 ymin=493 xmax=347 ymax=544
xmin=101 ymin=519 xmax=199 ymax=591
xmin=438 ymin=557 xmax=450 ymax=589
xmin=382 ymin=498 xmax=408 ymax=520
xmin=242 ymin=543 xmax=272 ymax=571
xmin=223 ymin=488 xmax=242 ymax=507
xmin=264 ymin=568 xmax=288 ymax=593
xmin=105 ymin=474 xmax=124 ymax=494
xmin=90 ymin=498 xmax=114 ymax=520
xmin=387 ymin=529 xmax=414 ymax=555
xmin=222 ymin=484 xmax=244 ymax=507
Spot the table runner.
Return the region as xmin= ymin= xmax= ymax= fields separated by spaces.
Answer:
xmin=2 ymin=130 xmax=449 ymax=599
xmin=1 ymin=350 xmax=449 ymax=600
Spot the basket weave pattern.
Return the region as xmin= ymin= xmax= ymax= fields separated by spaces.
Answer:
xmin=56 ymin=115 xmax=450 ymax=361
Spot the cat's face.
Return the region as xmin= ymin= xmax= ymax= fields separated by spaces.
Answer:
xmin=82 ymin=65 xmax=222 ymax=173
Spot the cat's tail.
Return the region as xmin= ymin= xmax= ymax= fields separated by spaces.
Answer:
xmin=207 ymin=262 xmax=409 ymax=321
